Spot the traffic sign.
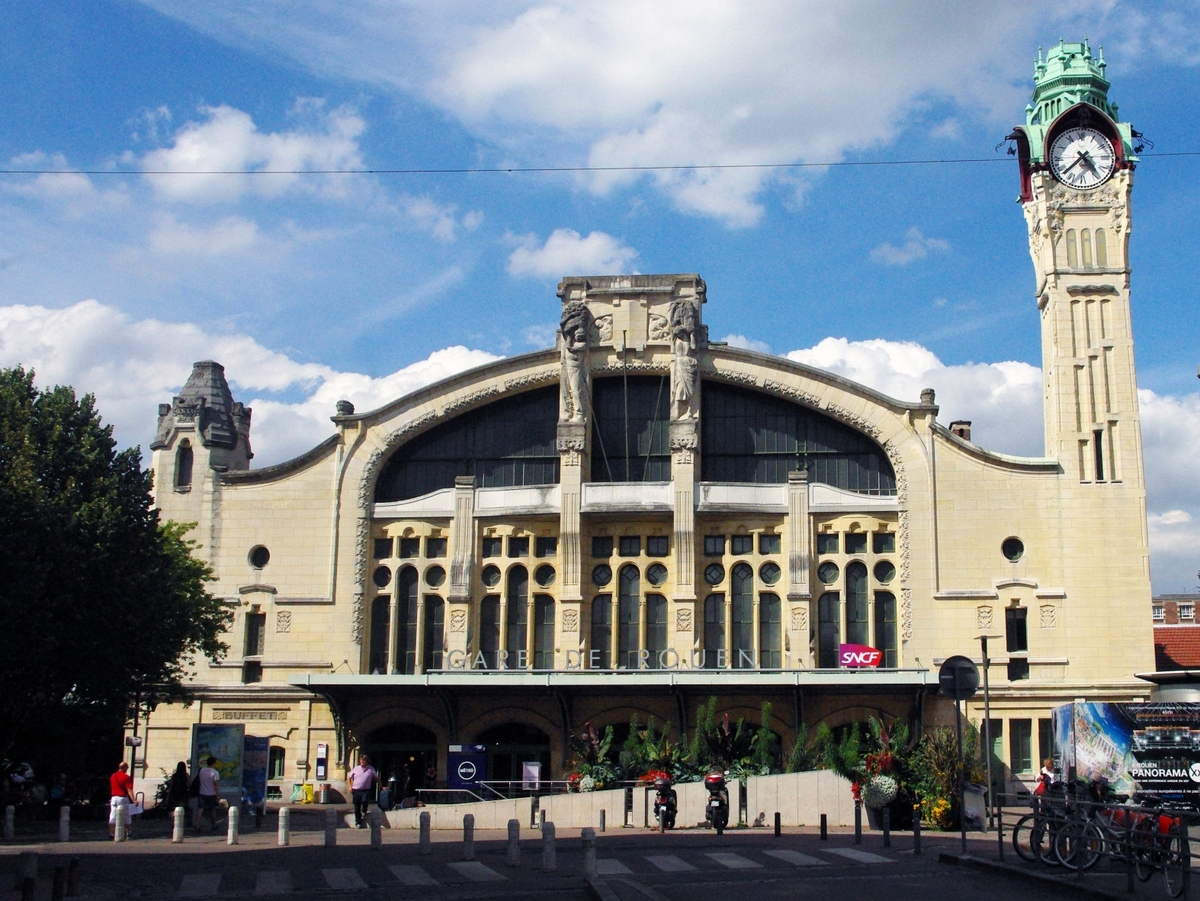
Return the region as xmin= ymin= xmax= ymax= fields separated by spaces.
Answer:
xmin=938 ymin=655 xmax=980 ymax=700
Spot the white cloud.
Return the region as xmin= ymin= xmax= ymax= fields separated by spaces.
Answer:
xmin=722 ymin=333 xmax=771 ymax=353
xmin=507 ymin=228 xmax=639 ymax=278
xmin=145 ymin=213 xmax=267 ymax=257
xmin=870 ymin=227 xmax=951 ymax=266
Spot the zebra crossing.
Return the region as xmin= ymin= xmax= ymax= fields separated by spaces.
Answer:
xmin=175 ymin=844 xmax=892 ymax=895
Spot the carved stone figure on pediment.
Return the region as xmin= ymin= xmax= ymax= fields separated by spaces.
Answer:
xmin=560 ymin=300 xmax=592 ymax=423
xmin=669 ymin=299 xmax=699 ymax=421
xmin=648 ymin=313 xmax=670 ymax=343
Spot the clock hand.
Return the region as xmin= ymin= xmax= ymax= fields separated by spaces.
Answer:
xmin=1060 ymin=152 xmax=1085 ymax=174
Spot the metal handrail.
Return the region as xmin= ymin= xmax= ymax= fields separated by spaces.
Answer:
xmin=413 ymin=787 xmax=486 ymax=804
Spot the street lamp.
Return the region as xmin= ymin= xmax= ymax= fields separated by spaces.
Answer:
xmin=977 ymin=634 xmax=1003 ymax=828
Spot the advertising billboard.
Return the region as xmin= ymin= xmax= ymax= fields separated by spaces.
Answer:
xmin=190 ymin=723 xmax=245 ymax=804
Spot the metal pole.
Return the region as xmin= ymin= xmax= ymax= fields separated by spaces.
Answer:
xmin=981 ymin=636 xmax=994 ymax=830
xmin=913 ymin=806 xmax=921 ymax=855
xmin=854 ymin=799 xmax=862 ymax=844
xmin=955 ymin=671 xmax=966 ymax=854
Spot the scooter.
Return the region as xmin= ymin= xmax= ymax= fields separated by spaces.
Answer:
xmin=704 ymin=769 xmax=729 ymax=835
xmin=653 ymin=776 xmax=677 ymax=831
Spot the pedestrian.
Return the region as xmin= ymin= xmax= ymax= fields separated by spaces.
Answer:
xmin=166 ymin=761 xmax=189 ymax=811
xmin=347 ymin=754 xmax=380 ymax=828
xmin=108 ymin=761 xmax=135 ymax=838
xmin=197 ymin=757 xmax=221 ymax=832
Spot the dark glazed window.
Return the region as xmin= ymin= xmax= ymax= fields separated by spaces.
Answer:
xmin=730 ymin=535 xmax=753 ymax=556
xmin=508 ymin=536 xmax=529 ymax=558
xmin=873 ymin=532 xmax=895 ymax=554
xmin=760 ymin=593 xmax=782 ymax=669
xmin=647 ymin=536 xmax=669 ymax=557
xmin=846 ymin=562 xmax=869 ymax=645
xmin=844 ymin=533 xmax=867 ymax=555
xmin=875 ymin=591 xmax=897 ymax=667
xmin=618 ymin=565 xmax=640 ymax=669
xmin=816 ymin=534 xmax=839 ymax=555
xmin=817 ymin=562 xmax=839 ymax=584
xmin=369 ymin=598 xmax=389 ymax=673
xmin=245 ymin=612 xmax=266 ymax=656
xmin=704 ymin=595 xmax=725 ymax=669
xmin=619 ymin=536 xmax=641 ymax=557
xmin=398 ymin=567 xmax=419 ymax=674
xmin=536 ymin=537 xmax=558 ymax=558
xmin=701 ymin=382 xmax=896 ymax=494
xmin=646 ymin=563 xmax=667 ymax=586
xmin=242 ymin=661 xmax=262 ymax=684
xmin=423 ymin=596 xmax=444 ymax=671
xmin=375 ymin=386 xmax=559 ymax=501
xmin=818 ymin=593 xmax=840 ymax=668
xmin=592 ymin=536 xmax=613 ymax=558
xmin=373 ymin=566 xmax=392 ymax=588
xmin=374 ymin=538 xmax=394 ymax=559
xmin=645 ymin=595 xmax=667 ymax=669
xmin=533 ymin=596 xmax=554 ymax=669
xmin=759 ymin=534 xmax=781 ymax=555
xmin=481 ymin=564 xmax=501 ymax=588
xmin=175 ymin=442 xmax=193 ymax=489
xmin=506 ymin=567 xmax=528 ymax=662
xmin=591 ymin=596 xmax=612 ymax=669
xmin=268 ymin=748 xmax=285 ymax=781
xmin=534 ymin=564 xmax=556 ymax=587
xmin=480 ymin=595 xmax=500 ymax=668
xmin=592 ymin=564 xmax=612 ymax=586
xmin=874 ymin=560 xmax=896 ymax=583
xmin=731 ymin=563 xmax=754 ymax=668
xmin=704 ymin=563 xmax=725 ymax=585
xmin=250 ymin=546 xmax=270 ymax=569
xmin=424 ymin=565 xmax=446 ymax=588
xmin=426 ymin=537 xmax=447 ymax=558
xmin=1006 ymin=606 xmax=1028 ymax=653
xmin=759 ymin=562 xmax=781 ymax=585
xmin=704 ymin=535 xmax=726 ymax=556
xmin=482 ymin=537 xmax=503 ymax=558
xmin=400 ymin=538 xmax=420 ymax=559
xmin=1002 ymin=537 xmax=1024 ymax=562
xmin=590 ymin=376 xmax=671 ymax=482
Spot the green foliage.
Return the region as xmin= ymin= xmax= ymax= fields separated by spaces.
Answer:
xmin=0 ymin=366 xmax=231 ymax=767
xmin=910 ymin=723 xmax=986 ymax=829
xmin=565 ymin=723 xmax=621 ymax=788
xmin=620 ymin=715 xmax=688 ymax=780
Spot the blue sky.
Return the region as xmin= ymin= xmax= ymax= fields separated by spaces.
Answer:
xmin=2 ymin=0 xmax=1200 ymax=591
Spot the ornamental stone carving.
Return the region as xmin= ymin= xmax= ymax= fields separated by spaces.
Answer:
xmin=977 ymin=605 xmax=994 ymax=630
xmin=562 ymin=609 xmax=579 ymax=633
xmin=648 ymin=313 xmax=670 ymax=342
xmin=560 ymin=300 xmax=592 ymax=424
xmin=449 ymin=610 xmax=467 ymax=633
xmin=790 ymin=605 xmax=808 ymax=632
xmin=669 ymin=299 xmax=700 ymax=421
xmin=1040 ymin=604 xmax=1058 ymax=629
xmin=900 ymin=589 xmax=912 ymax=641
xmin=276 ymin=610 xmax=292 ymax=633
xmin=557 ymin=435 xmax=585 ymax=467
xmin=670 ymin=432 xmax=698 ymax=465
xmin=675 ymin=608 xmax=693 ymax=632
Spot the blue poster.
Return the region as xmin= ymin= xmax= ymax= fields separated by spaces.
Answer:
xmin=191 ymin=723 xmax=245 ymax=803
xmin=447 ymin=744 xmax=487 ymax=792
xmin=242 ymin=736 xmax=269 ymax=805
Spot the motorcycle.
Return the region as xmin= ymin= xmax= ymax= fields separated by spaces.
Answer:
xmin=704 ymin=769 xmax=729 ymax=835
xmin=653 ymin=776 xmax=677 ymax=831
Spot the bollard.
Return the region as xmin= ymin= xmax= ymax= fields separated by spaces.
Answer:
xmin=52 ymin=866 xmax=65 ymax=901
xmin=819 ymin=813 xmax=827 ymax=840
xmin=227 ymin=806 xmax=240 ymax=845
xmin=419 ymin=811 xmax=431 ymax=855
xmin=539 ymin=809 xmax=546 ymax=828
xmin=21 ymin=877 xmax=34 ymax=901
xmin=462 ymin=813 xmax=474 ymax=860
xmin=882 ymin=806 xmax=891 ymax=848
xmin=279 ymin=807 xmax=290 ymax=846
xmin=67 ymin=858 xmax=79 ymax=897
xmin=624 ymin=787 xmax=633 ymax=827
xmin=57 ymin=806 xmax=70 ymax=843
xmin=854 ymin=799 xmax=862 ymax=844
xmin=324 ymin=806 xmax=337 ymax=847
xmin=507 ymin=818 xmax=521 ymax=867
xmin=774 ymin=811 xmax=781 ymax=837
xmin=114 ymin=804 xmax=128 ymax=842
xmin=996 ymin=802 xmax=1004 ymax=861
xmin=659 ymin=807 xmax=666 ymax=834
xmin=600 ymin=809 xmax=606 ymax=833
xmin=15 ymin=853 xmax=37 ymax=890
xmin=541 ymin=821 xmax=556 ymax=872
xmin=369 ymin=807 xmax=382 ymax=850
xmin=582 ymin=827 xmax=597 ymax=879
xmin=4 ymin=805 xmax=14 ymax=841
xmin=172 ymin=806 xmax=185 ymax=843
xmin=913 ymin=806 xmax=922 ymax=856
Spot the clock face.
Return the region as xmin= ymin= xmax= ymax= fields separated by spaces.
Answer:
xmin=1049 ymin=127 xmax=1116 ymax=189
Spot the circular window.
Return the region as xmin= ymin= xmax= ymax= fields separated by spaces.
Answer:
xmin=817 ymin=561 xmax=840 ymax=584
xmin=372 ymin=565 xmax=392 ymax=588
xmin=481 ymin=564 xmax=501 ymax=588
xmin=249 ymin=546 xmax=270 ymax=569
xmin=874 ymin=560 xmax=896 ymax=583
xmin=425 ymin=565 xmax=446 ymax=588
xmin=1002 ymin=537 xmax=1025 ymax=562
xmin=592 ymin=564 xmax=612 ymax=587
xmin=535 ymin=564 xmax=557 ymax=587
xmin=759 ymin=562 xmax=781 ymax=585
xmin=647 ymin=563 xmax=668 ymax=586
xmin=704 ymin=563 xmax=726 ymax=585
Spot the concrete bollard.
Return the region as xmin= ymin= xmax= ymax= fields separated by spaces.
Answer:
xmin=227 ymin=806 xmax=239 ymax=845
xmin=418 ymin=811 xmax=431 ymax=855
xmin=820 ymin=813 xmax=827 ymax=840
xmin=58 ymin=806 xmax=70 ymax=843
xmin=582 ymin=827 xmax=596 ymax=880
xmin=462 ymin=813 xmax=474 ymax=860
xmin=882 ymin=806 xmax=891 ymax=848
xmin=599 ymin=809 xmax=606 ymax=833
xmin=172 ymin=806 xmax=185 ymax=843
xmin=15 ymin=853 xmax=37 ymax=889
xmin=51 ymin=866 xmax=65 ymax=901
xmin=854 ymin=799 xmax=862 ymax=844
xmin=67 ymin=858 xmax=79 ymax=897
xmin=774 ymin=811 xmax=781 ymax=837
xmin=369 ymin=808 xmax=382 ymax=850
xmin=658 ymin=807 xmax=666 ymax=834
xmin=324 ymin=807 xmax=337 ymax=847
xmin=541 ymin=821 xmax=556 ymax=872
xmin=278 ymin=807 xmax=291 ymax=846
xmin=913 ymin=807 xmax=921 ymax=856
xmin=507 ymin=818 xmax=521 ymax=867
xmin=539 ymin=809 xmax=546 ymax=828
xmin=114 ymin=805 xmax=128 ymax=842
xmin=4 ymin=805 xmax=14 ymax=841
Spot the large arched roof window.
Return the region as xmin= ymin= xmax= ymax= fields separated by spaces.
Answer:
xmin=375 ymin=387 xmax=559 ymax=502
xmin=701 ymin=381 xmax=895 ymax=495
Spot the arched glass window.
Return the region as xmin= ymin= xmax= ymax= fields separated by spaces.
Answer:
xmin=645 ymin=594 xmax=667 ymax=669
xmin=875 ymin=591 xmax=897 ymax=668
xmin=1066 ymin=229 xmax=1078 ymax=268
xmin=506 ymin=566 xmax=528 ymax=665
xmin=1094 ymin=228 xmax=1108 ymax=267
xmin=398 ymin=567 xmax=419 ymax=674
xmin=818 ymin=592 xmax=840 ymax=668
xmin=703 ymin=594 xmax=725 ymax=669
xmin=369 ymin=597 xmax=390 ymax=674
xmin=846 ymin=562 xmax=869 ymax=646
xmin=175 ymin=441 xmax=193 ymax=489
xmin=1081 ymin=228 xmax=1093 ymax=268
xmin=533 ymin=595 xmax=554 ymax=669
xmin=268 ymin=747 xmax=285 ymax=781
xmin=423 ymin=596 xmax=444 ymax=672
xmin=760 ymin=593 xmax=781 ymax=669
xmin=479 ymin=595 xmax=500 ymax=668
xmin=591 ymin=377 xmax=671 ymax=482
xmin=618 ymin=565 xmax=640 ymax=669
xmin=731 ymin=563 xmax=754 ymax=668
xmin=590 ymin=595 xmax=612 ymax=669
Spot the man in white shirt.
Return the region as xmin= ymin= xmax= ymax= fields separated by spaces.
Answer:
xmin=197 ymin=757 xmax=221 ymax=832
xmin=347 ymin=755 xmax=380 ymax=828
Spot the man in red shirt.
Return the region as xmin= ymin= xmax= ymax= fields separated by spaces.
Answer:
xmin=109 ymin=761 xmax=135 ymax=838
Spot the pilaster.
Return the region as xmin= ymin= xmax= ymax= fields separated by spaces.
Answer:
xmin=446 ymin=475 xmax=475 ymax=658
xmin=786 ymin=469 xmax=811 ymax=668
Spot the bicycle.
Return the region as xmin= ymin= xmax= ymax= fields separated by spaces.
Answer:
xmin=1129 ymin=797 xmax=1189 ymax=898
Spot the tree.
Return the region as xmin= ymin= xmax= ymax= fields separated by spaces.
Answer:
xmin=0 ymin=366 xmax=230 ymax=770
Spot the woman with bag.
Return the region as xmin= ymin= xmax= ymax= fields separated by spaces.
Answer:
xmin=166 ymin=762 xmax=189 ymax=812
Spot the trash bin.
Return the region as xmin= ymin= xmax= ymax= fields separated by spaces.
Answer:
xmin=318 ymin=783 xmax=330 ymax=805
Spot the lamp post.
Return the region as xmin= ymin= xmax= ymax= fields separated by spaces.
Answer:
xmin=977 ymin=634 xmax=1003 ymax=828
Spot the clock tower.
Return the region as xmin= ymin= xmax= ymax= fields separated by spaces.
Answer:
xmin=1013 ymin=40 xmax=1144 ymax=488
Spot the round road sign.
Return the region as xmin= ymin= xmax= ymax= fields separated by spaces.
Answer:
xmin=938 ymin=655 xmax=980 ymax=700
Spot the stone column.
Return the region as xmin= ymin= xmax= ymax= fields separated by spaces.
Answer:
xmin=786 ymin=469 xmax=812 ymax=668
xmin=447 ymin=475 xmax=476 ymax=662
xmin=558 ymin=418 xmax=587 ymax=671
xmin=670 ymin=421 xmax=698 ymax=661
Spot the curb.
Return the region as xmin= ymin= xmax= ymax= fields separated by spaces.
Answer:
xmin=937 ymin=851 xmax=1136 ymax=901
xmin=586 ymin=877 xmax=621 ymax=901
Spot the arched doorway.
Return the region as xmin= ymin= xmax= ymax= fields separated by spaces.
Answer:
xmin=476 ymin=723 xmax=551 ymax=788
xmin=364 ymin=723 xmax=438 ymax=798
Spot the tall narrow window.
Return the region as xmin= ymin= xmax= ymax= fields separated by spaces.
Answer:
xmin=1093 ymin=429 xmax=1105 ymax=481
xmin=1038 ymin=718 xmax=1054 ymax=765
xmin=533 ymin=595 xmax=554 ymax=669
xmin=845 ymin=562 xmax=869 ymax=646
xmin=731 ymin=563 xmax=755 ymax=668
xmin=1006 ymin=606 xmax=1028 ymax=653
xmin=704 ymin=594 xmax=725 ymax=669
xmin=479 ymin=595 xmax=500 ymax=668
xmin=506 ymin=566 xmax=528 ymax=664
xmin=875 ymin=591 xmax=897 ymax=667
xmin=818 ymin=593 xmax=840 ymax=668
xmin=369 ymin=598 xmax=389 ymax=673
xmin=590 ymin=596 xmax=612 ymax=669
xmin=1009 ymin=719 xmax=1033 ymax=774
xmin=645 ymin=595 xmax=667 ymax=668
xmin=268 ymin=747 xmax=286 ymax=781
xmin=1094 ymin=228 xmax=1108 ymax=267
xmin=1066 ymin=229 xmax=1078 ymax=268
xmin=175 ymin=441 xmax=193 ymax=489
xmin=759 ymin=593 xmax=781 ymax=669
xmin=618 ymin=565 xmax=640 ymax=669
xmin=423 ymin=596 xmax=444 ymax=671
xmin=398 ymin=567 xmax=419 ymax=674
xmin=245 ymin=611 xmax=266 ymax=656
xmin=1080 ymin=228 xmax=1093 ymax=268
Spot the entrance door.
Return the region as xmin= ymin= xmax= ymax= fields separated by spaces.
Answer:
xmin=365 ymin=723 xmax=438 ymax=799
xmin=475 ymin=723 xmax=551 ymax=790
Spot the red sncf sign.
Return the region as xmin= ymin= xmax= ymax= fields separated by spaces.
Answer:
xmin=839 ymin=643 xmax=882 ymax=668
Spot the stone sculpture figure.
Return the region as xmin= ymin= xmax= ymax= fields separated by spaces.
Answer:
xmin=669 ymin=299 xmax=700 ymax=420
xmin=560 ymin=300 xmax=592 ymax=423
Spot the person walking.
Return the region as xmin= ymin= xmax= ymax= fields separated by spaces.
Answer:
xmin=347 ymin=755 xmax=380 ymax=828
xmin=166 ymin=761 xmax=189 ymax=812
xmin=197 ymin=757 xmax=221 ymax=832
xmin=108 ymin=761 xmax=135 ymax=838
